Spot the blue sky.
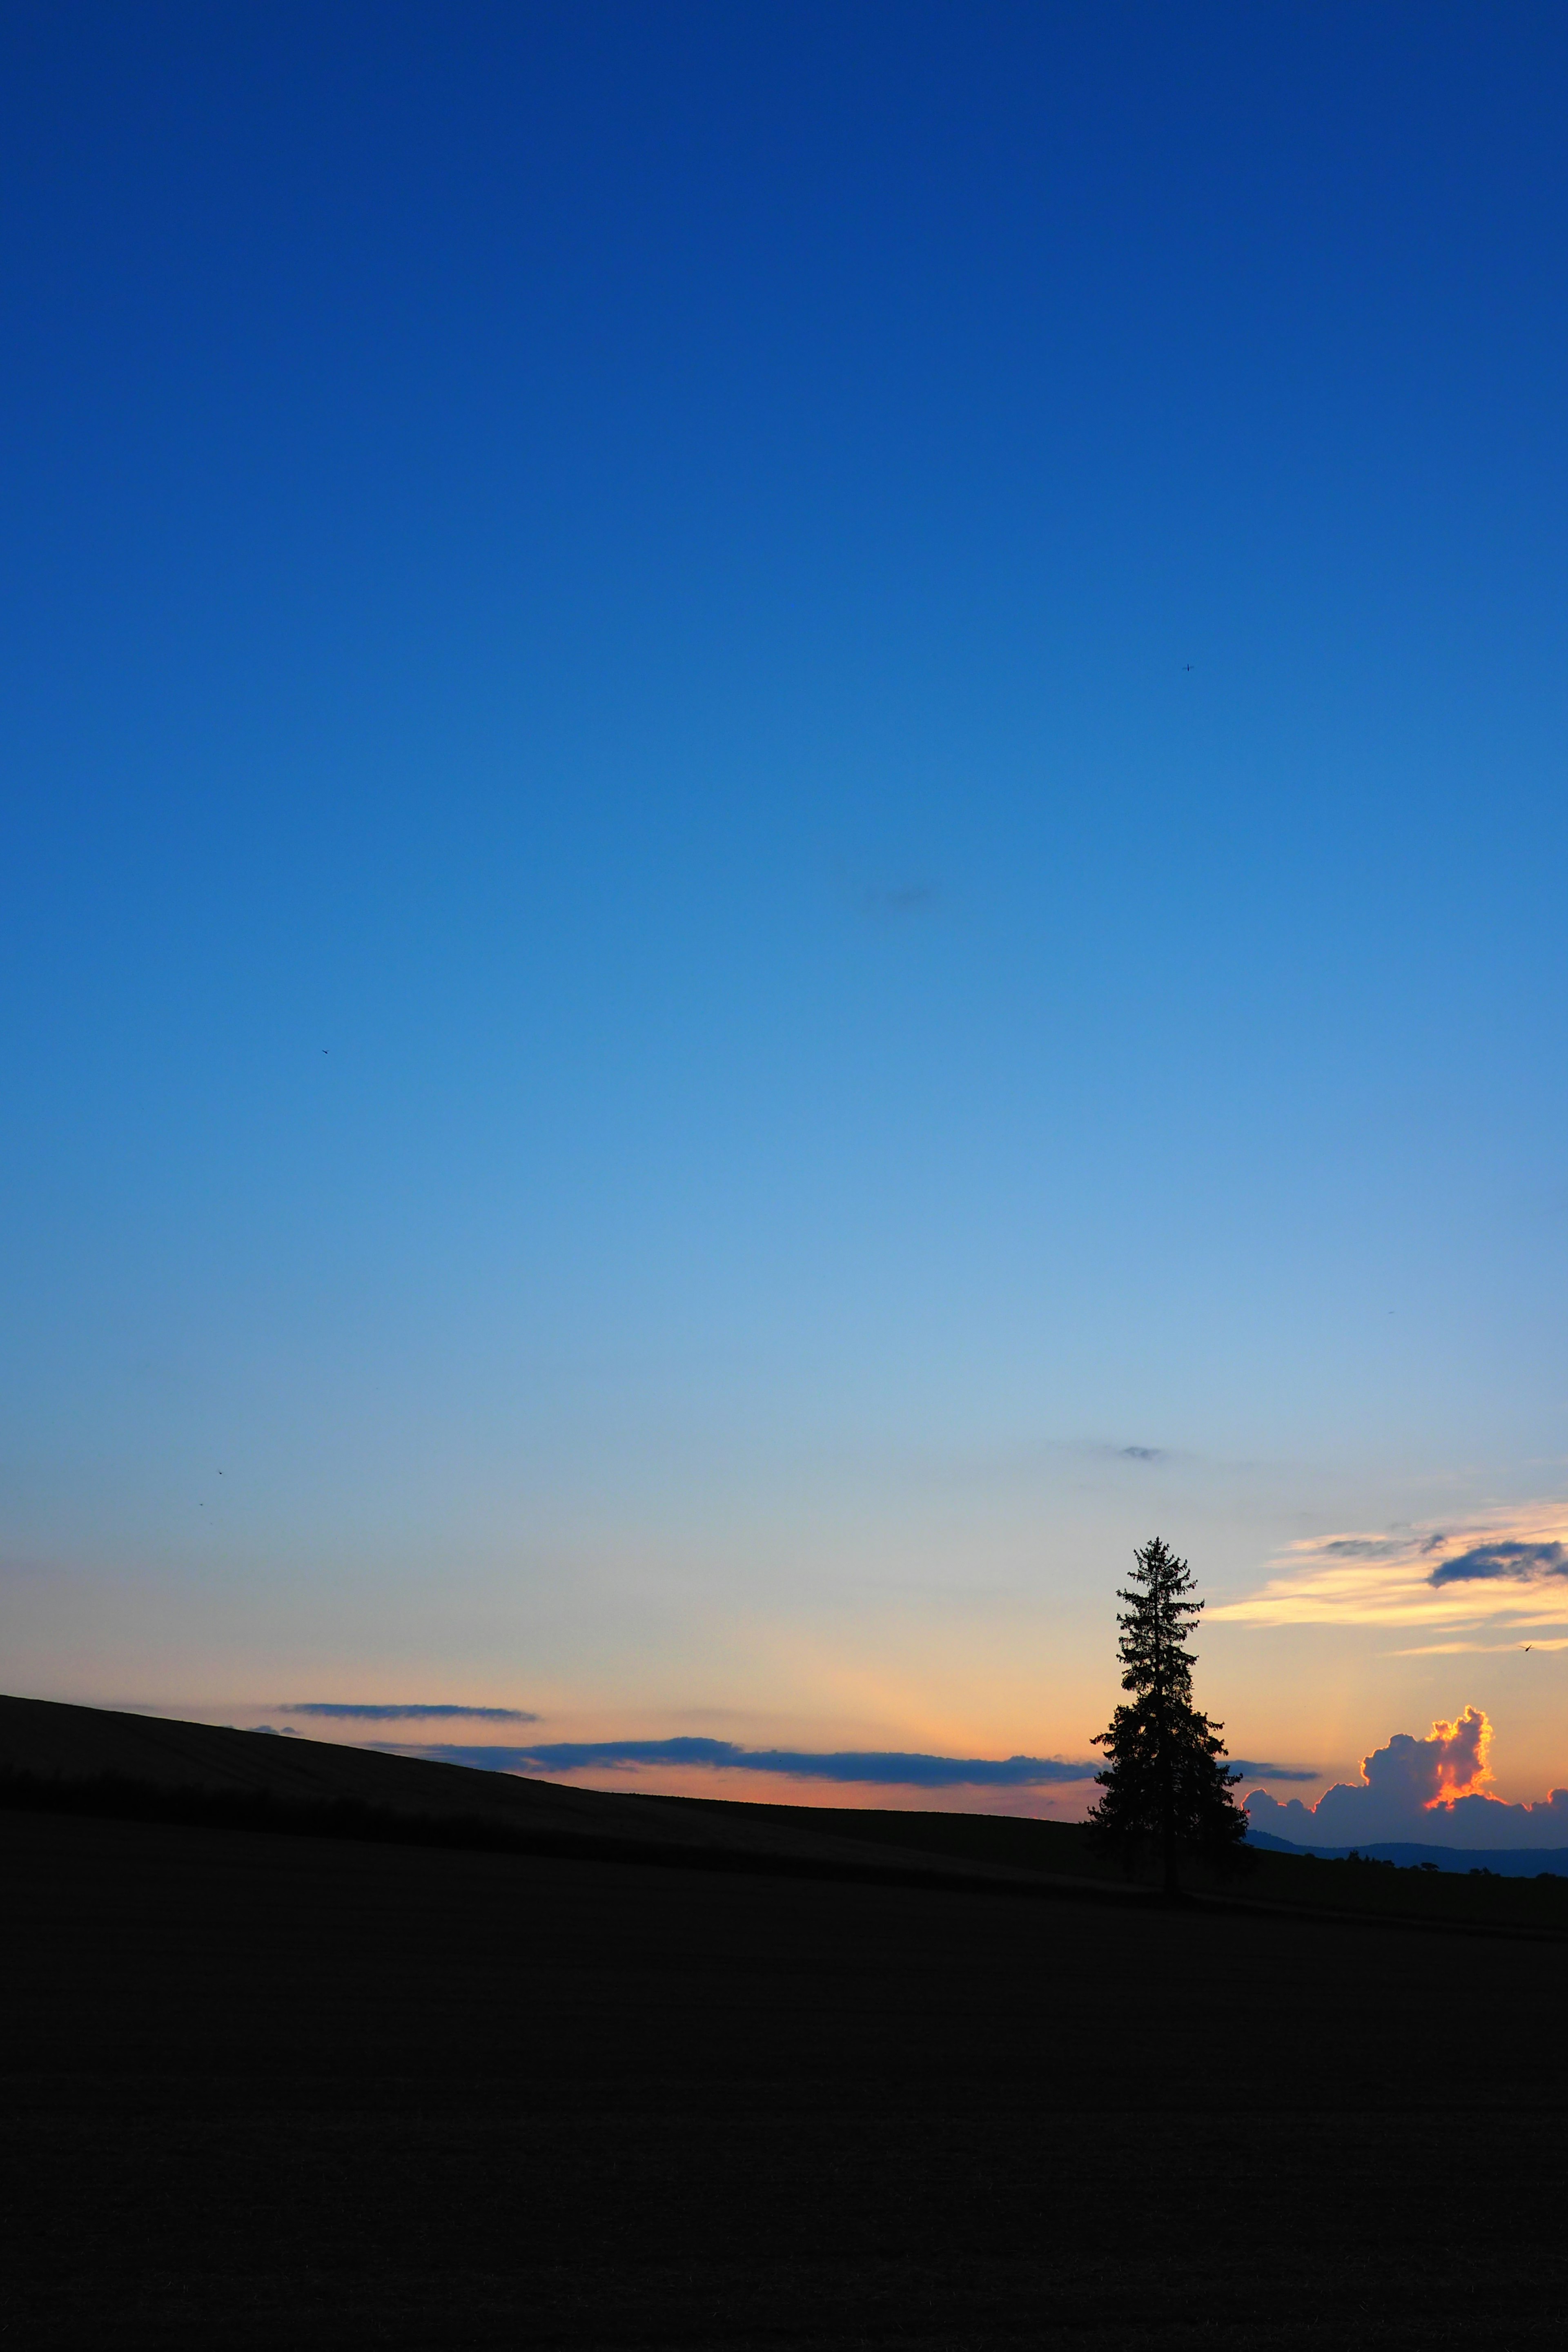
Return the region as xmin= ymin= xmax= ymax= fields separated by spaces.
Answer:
xmin=4 ymin=2 xmax=1568 ymax=1821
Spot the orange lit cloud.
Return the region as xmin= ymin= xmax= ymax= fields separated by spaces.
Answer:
xmin=1245 ymin=1704 xmax=1568 ymax=1850
xmin=1419 ymin=1706 xmax=1491 ymax=1807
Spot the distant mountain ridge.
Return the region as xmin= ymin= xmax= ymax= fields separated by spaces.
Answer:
xmin=1246 ymin=1827 xmax=1568 ymax=1877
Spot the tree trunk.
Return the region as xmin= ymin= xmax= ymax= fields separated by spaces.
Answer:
xmin=1156 ymin=1587 xmax=1178 ymax=1896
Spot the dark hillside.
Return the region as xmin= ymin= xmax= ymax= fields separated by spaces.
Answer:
xmin=3 ymin=1800 xmax=1566 ymax=2350
xmin=0 ymin=1694 xmax=1088 ymax=1890
xmin=661 ymin=1792 xmax=1568 ymax=1932
xmin=657 ymin=1789 xmax=1110 ymax=1875
xmin=0 ymin=1691 xmax=760 ymax=1844
xmin=8 ymin=1695 xmax=1568 ymax=1931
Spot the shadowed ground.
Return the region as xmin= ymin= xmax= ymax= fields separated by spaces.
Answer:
xmin=0 ymin=1693 xmax=1111 ymax=1890
xmin=4 ymin=1789 xmax=1566 ymax=2349
xmin=7 ymin=1692 xmax=1566 ymax=1929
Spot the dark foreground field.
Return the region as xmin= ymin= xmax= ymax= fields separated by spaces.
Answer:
xmin=4 ymin=1800 xmax=1566 ymax=2351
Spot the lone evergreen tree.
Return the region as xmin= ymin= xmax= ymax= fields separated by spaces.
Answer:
xmin=1089 ymin=1537 xmax=1249 ymax=1893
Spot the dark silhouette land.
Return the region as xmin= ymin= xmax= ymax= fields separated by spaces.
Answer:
xmin=3 ymin=1693 xmax=1566 ymax=2348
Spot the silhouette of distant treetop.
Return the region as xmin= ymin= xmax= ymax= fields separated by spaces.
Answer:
xmin=1089 ymin=1536 xmax=1249 ymax=1893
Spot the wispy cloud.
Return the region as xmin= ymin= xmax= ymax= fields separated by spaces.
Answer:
xmin=1389 ymin=1637 xmax=1568 ymax=1657
xmin=374 ymin=1736 xmax=1100 ymax=1788
xmin=1247 ymin=1708 xmax=1568 ymax=1850
xmin=1214 ymin=1509 xmax=1568 ymax=1631
xmin=863 ymin=882 xmax=935 ymax=915
xmin=284 ymin=1702 xmax=539 ymax=1722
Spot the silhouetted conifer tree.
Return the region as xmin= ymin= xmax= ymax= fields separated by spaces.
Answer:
xmin=1089 ymin=1537 xmax=1249 ymax=1893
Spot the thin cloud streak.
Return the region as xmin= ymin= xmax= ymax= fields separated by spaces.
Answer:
xmin=365 ymin=1735 xmax=1315 ymax=1790
xmin=862 ymin=882 xmax=936 ymax=915
xmin=1388 ymin=1637 xmax=1568 ymax=1655
xmin=377 ymin=1737 xmax=1100 ymax=1788
xmin=284 ymin=1702 xmax=539 ymax=1722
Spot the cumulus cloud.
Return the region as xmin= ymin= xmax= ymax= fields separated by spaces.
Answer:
xmin=1245 ymin=1707 xmax=1568 ymax=1849
xmin=1214 ymin=1510 xmax=1568 ymax=1630
xmin=283 ymin=1702 xmax=538 ymax=1722
xmin=375 ymin=1736 xmax=1101 ymax=1788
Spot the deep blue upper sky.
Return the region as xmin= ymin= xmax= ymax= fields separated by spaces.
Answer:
xmin=4 ymin=3 xmax=1568 ymax=1793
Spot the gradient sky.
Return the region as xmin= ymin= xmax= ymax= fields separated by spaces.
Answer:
xmin=5 ymin=2 xmax=1568 ymax=1827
